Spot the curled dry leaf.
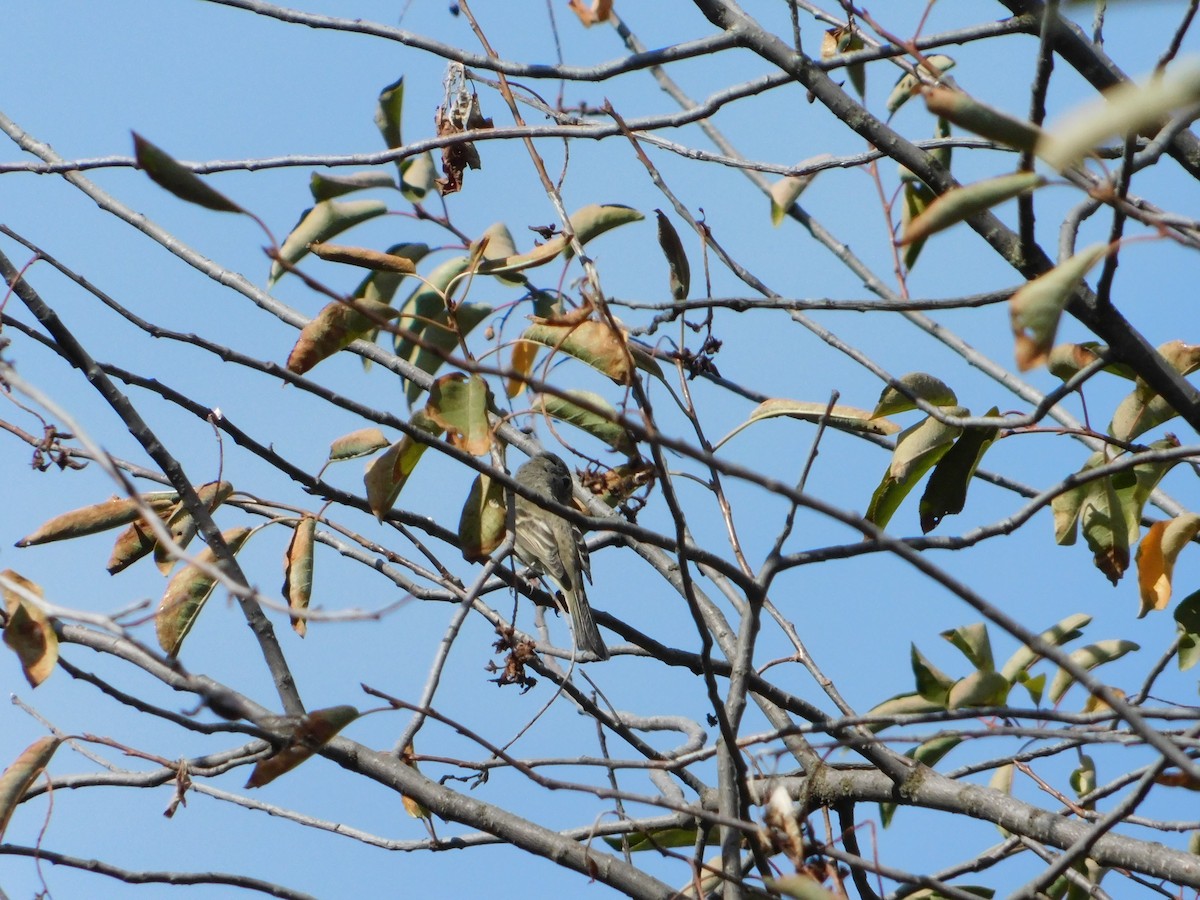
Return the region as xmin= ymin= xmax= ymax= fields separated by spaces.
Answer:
xmin=0 ymin=736 xmax=62 ymax=842
xmin=308 ymin=242 xmax=419 ymax=274
xmin=1 ymin=570 xmax=58 ymax=688
xmin=246 ymin=705 xmax=360 ymax=788
xmin=283 ymin=516 xmax=316 ymax=637
xmin=156 ymin=527 xmax=252 ymax=657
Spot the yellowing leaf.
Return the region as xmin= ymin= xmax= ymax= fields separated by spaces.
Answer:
xmin=1 ymin=570 xmax=57 ymax=688
xmin=506 ymin=339 xmax=541 ymax=399
xmin=1010 ymin=243 xmax=1108 ymax=370
xmin=424 ymin=374 xmax=492 ymax=457
xmin=1039 ymin=59 xmax=1200 ymax=171
xmin=458 ymin=474 xmax=507 ymax=563
xmin=872 ymin=372 xmax=958 ymax=417
xmin=363 ymin=413 xmax=445 ymax=520
xmin=283 ymin=516 xmax=316 ymax=637
xmin=1109 ymin=341 xmax=1200 ymax=441
xmin=923 ymin=86 xmax=1043 ymax=152
xmin=0 ymin=737 xmax=61 ymax=842
xmin=519 ymin=319 xmax=634 ymax=384
xmin=154 ymin=481 xmax=235 ymax=575
xmin=1135 ymin=513 xmax=1200 ymax=617
xmin=769 ymin=172 xmax=817 ymax=226
xmin=246 ymin=705 xmax=359 ymax=788
xmin=328 ymin=427 xmax=390 ymax=462
xmin=156 ymin=527 xmax=251 ymax=657
xmin=898 ymin=172 xmax=1042 ymax=247
xmin=1000 ymin=613 xmax=1091 ymax=682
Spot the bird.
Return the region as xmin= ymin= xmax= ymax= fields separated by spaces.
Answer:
xmin=513 ymin=453 xmax=610 ymax=660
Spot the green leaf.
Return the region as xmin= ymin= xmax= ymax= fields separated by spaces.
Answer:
xmin=1109 ymin=340 xmax=1200 ymax=441
xmin=1000 ymin=613 xmax=1092 ymax=682
xmin=328 ymin=428 xmax=391 ymax=462
xmin=867 ymin=412 xmax=964 ymax=529
xmin=714 ymin=399 xmax=900 ymax=450
xmin=947 ymin=670 xmax=1009 ymax=709
xmin=400 ymin=153 xmax=436 ymax=201
xmin=924 ymin=85 xmax=1043 ymax=152
xmin=402 ymin=302 xmax=494 ymax=405
xmin=533 ymin=390 xmax=636 ymax=456
xmin=477 ymin=204 xmax=645 ymax=277
xmin=655 ymin=210 xmax=690 ymax=301
xmin=873 ymin=373 xmax=958 ymax=417
xmin=911 ymin=644 xmax=954 ymax=706
xmin=1010 ymin=244 xmax=1108 ymax=371
xmin=458 ymin=474 xmax=507 ymax=563
xmin=132 ymin=133 xmax=245 ymax=214
xmin=1048 ymin=640 xmax=1139 ymax=704
xmin=1174 ymin=590 xmax=1200 ymax=671
xmin=268 ymin=199 xmax=389 ymax=286
xmin=393 ymin=256 xmax=472 ymax=380
xmin=898 ymin=172 xmax=1043 ymax=247
xmin=309 ymin=170 xmax=397 ymax=201
xmin=1078 ymin=438 xmax=1179 ymax=585
xmin=940 ymin=622 xmax=994 ymax=670
xmin=862 ymin=691 xmax=946 ymax=732
xmin=886 ymin=55 xmax=955 ymax=114
xmin=375 ymin=76 xmax=405 ymax=154
xmin=900 ymin=181 xmax=934 ymax=270
xmin=603 ymin=826 xmax=716 ymax=852
xmin=919 ymin=410 xmax=1000 ymax=533
xmin=1070 ymin=754 xmax=1097 ymax=799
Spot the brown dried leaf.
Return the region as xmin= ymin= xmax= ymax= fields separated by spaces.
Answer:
xmin=1 ymin=570 xmax=58 ymax=688
xmin=245 ymin=705 xmax=360 ymax=788
xmin=283 ymin=516 xmax=316 ymax=637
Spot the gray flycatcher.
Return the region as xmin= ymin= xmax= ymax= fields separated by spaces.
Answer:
xmin=513 ymin=453 xmax=609 ymax=660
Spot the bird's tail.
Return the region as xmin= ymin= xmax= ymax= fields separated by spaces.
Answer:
xmin=565 ymin=587 xmax=609 ymax=660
